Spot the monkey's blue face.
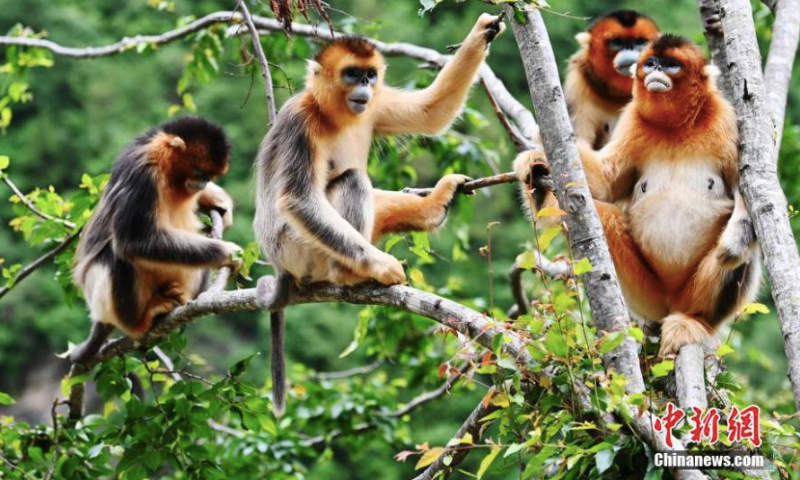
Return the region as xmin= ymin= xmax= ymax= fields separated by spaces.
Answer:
xmin=641 ymin=56 xmax=682 ymax=92
xmin=608 ymin=37 xmax=649 ymax=76
xmin=342 ymin=66 xmax=378 ymax=114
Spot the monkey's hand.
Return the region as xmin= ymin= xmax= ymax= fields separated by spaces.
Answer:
xmin=222 ymin=241 xmax=244 ymax=269
xmin=433 ymin=173 xmax=472 ymax=201
xmin=513 ymin=149 xmax=553 ymax=204
xmin=716 ymin=218 xmax=756 ymax=268
xmin=364 ymin=250 xmax=406 ymax=286
xmin=199 ymin=182 xmax=235 ymax=228
xmin=467 ymin=13 xmax=506 ymax=47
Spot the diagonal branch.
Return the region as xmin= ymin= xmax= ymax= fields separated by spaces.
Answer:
xmin=2 ymin=175 xmax=76 ymax=229
xmin=0 ymin=230 xmax=80 ymax=301
xmin=236 ymin=0 xmax=277 ymax=125
xmin=699 ymin=0 xmax=800 ymax=412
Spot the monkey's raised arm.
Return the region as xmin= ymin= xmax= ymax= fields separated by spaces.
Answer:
xmin=577 ymin=141 xmax=638 ymax=202
xmin=373 ymin=14 xmax=504 ymax=136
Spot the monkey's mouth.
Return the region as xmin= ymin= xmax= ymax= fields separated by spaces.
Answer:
xmin=347 ymin=97 xmax=369 ymax=114
xmin=644 ymin=73 xmax=673 ymax=92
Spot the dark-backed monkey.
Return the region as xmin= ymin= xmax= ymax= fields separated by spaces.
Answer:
xmin=516 ymin=35 xmax=761 ymax=356
xmin=566 ymin=10 xmax=660 ymax=149
xmin=70 ymin=117 xmax=241 ymax=363
xmin=254 ymin=15 xmax=505 ymax=415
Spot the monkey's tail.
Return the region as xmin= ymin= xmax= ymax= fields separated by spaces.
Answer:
xmin=271 ymin=310 xmax=286 ymax=417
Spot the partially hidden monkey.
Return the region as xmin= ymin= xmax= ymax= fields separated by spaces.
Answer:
xmin=70 ymin=117 xmax=241 ymax=363
xmin=565 ymin=10 xmax=660 ymax=150
xmin=515 ymin=10 xmax=660 ymax=223
xmin=254 ymin=15 xmax=505 ymax=416
xmin=515 ymin=35 xmax=761 ymax=356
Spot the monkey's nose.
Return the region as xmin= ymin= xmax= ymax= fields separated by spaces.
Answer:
xmin=614 ymin=49 xmax=641 ymax=76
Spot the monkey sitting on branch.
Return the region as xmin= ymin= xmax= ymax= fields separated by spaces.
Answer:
xmin=516 ymin=35 xmax=761 ymax=356
xmin=70 ymin=117 xmax=241 ymax=363
xmin=254 ymin=14 xmax=506 ymax=416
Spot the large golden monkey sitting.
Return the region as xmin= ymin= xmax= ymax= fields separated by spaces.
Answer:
xmin=516 ymin=35 xmax=761 ymax=356
xmin=254 ymin=15 xmax=505 ymax=415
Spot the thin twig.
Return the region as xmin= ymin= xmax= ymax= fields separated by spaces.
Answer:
xmin=401 ymin=172 xmax=517 ymax=197
xmin=0 ymin=230 xmax=80 ymax=301
xmin=2 ymin=175 xmax=76 ymax=229
xmin=311 ymin=358 xmax=384 ymax=380
xmin=236 ymin=0 xmax=277 ymax=125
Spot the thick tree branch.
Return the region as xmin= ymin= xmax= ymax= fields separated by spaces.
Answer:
xmin=763 ymin=0 xmax=800 ymax=162
xmin=700 ymin=0 xmax=800 ymax=412
xmin=698 ymin=0 xmax=735 ymax=100
xmin=236 ymin=0 xmax=277 ymax=125
xmin=505 ymin=6 xmax=705 ymax=478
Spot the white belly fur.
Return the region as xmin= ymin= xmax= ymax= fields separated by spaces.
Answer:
xmin=627 ymin=160 xmax=733 ymax=284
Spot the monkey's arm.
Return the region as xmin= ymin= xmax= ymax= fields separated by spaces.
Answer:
xmin=198 ymin=182 xmax=234 ymax=228
xmin=111 ymin=178 xmax=238 ymax=267
xmin=373 ymin=14 xmax=503 ymax=136
xmin=577 ymin=141 xmax=637 ymax=202
xmin=372 ymin=174 xmax=470 ymax=240
xmin=277 ymin=169 xmax=405 ymax=285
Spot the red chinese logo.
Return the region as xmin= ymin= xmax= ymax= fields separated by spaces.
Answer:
xmin=655 ymin=403 xmax=762 ymax=448
xmin=728 ymin=405 xmax=761 ymax=447
xmin=653 ymin=402 xmax=685 ymax=448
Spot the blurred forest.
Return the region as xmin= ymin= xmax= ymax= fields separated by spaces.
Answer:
xmin=0 ymin=0 xmax=798 ymax=479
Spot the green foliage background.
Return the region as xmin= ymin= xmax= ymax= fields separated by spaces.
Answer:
xmin=0 ymin=0 xmax=798 ymax=479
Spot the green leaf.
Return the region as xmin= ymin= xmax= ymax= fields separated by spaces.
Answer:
xmin=339 ymin=309 xmax=370 ymax=358
xmin=477 ymin=446 xmax=501 ymax=479
xmin=0 ymin=155 xmax=9 ymax=170
xmin=538 ymin=225 xmax=561 ymax=250
xmin=628 ymin=327 xmax=644 ymax=342
xmin=182 ymin=93 xmax=197 ymax=113
xmin=545 ymin=327 xmax=569 ymax=358
xmin=60 ymin=373 xmax=90 ymax=397
xmin=515 ymin=251 xmax=536 ymax=270
xmin=573 ymin=257 xmax=593 ymax=276
xmin=0 ymin=391 xmax=15 ymax=405
xmin=598 ymin=331 xmax=625 ymax=354
xmin=740 ymin=302 xmax=769 ymax=315
xmin=415 ymin=447 xmax=444 ymax=469
xmin=595 ymin=449 xmax=615 ymax=474
xmin=651 ymin=360 xmax=675 ymax=378
xmin=228 ymin=353 xmax=258 ymax=378
xmin=384 ymin=234 xmax=403 ymax=253
xmin=716 ymin=344 xmax=735 ymax=357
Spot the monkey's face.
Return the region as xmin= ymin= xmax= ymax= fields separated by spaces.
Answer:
xmin=585 ymin=15 xmax=659 ymax=98
xmin=341 ymin=65 xmax=378 ymax=115
xmin=641 ymin=56 xmax=682 ymax=92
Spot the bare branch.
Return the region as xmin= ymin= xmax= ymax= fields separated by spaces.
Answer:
xmin=675 ymin=344 xmax=708 ymax=411
xmin=0 ymin=230 xmax=80 ymax=301
xmin=412 ymin=396 xmax=498 ymax=480
xmin=401 ymin=171 xmax=518 ymax=197
xmin=311 ymin=359 xmax=384 ymax=380
xmin=236 ymin=0 xmax=277 ymax=125
xmin=763 ymin=0 xmax=800 ymax=162
xmin=700 ymin=0 xmax=800 ymax=412
xmin=698 ymin=0 xmax=735 ymax=100
xmin=2 ymin=175 xmax=76 ymax=229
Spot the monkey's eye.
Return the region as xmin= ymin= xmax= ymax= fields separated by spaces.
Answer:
xmin=642 ymin=57 xmax=659 ymax=73
xmin=342 ymin=67 xmax=361 ymax=84
xmin=634 ymin=38 xmax=648 ymax=49
xmin=366 ymin=69 xmax=377 ymax=83
xmin=194 ymin=170 xmax=212 ymax=181
xmin=607 ymin=39 xmax=626 ymax=51
xmin=662 ymin=58 xmax=682 ymax=74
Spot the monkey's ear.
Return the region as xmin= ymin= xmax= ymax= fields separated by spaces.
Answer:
xmin=703 ymin=64 xmax=721 ymax=80
xmin=168 ymin=135 xmax=186 ymax=151
xmin=575 ymin=32 xmax=591 ymax=48
xmin=306 ymin=60 xmax=323 ymax=76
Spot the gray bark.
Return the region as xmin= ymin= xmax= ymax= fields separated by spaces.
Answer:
xmin=763 ymin=0 xmax=800 ymax=162
xmin=699 ymin=0 xmax=800 ymax=412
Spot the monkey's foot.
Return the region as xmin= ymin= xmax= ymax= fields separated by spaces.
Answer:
xmin=658 ymin=313 xmax=712 ymax=357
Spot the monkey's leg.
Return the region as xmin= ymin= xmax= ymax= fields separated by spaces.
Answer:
xmin=595 ymin=200 xmax=669 ymax=321
xmin=663 ymin=245 xmax=762 ymax=356
xmin=371 ymin=174 xmax=470 ymax=240
xmin=69 ymin=322 xmax=115 ymax=363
